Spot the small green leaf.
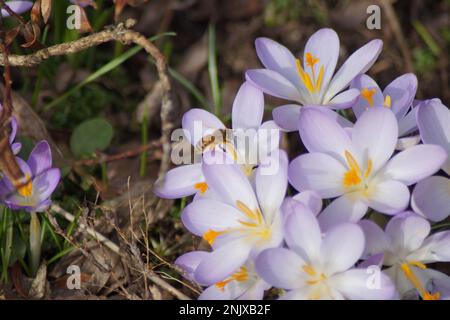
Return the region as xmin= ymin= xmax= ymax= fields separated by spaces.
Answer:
xmin=70 ymin=118 xmax=114 ymax=158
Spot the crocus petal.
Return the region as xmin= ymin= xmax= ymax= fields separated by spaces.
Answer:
xmin=408 ymin=231 xmax=450 ymax=263
xmin=324 ymin=39 xmax=383 ymax=103
xmin=318 ymin=195 xmax=368 ymax=232
xmin=350 ymin=74 xmax=384 ymax=118
xmin=199 ymin=285 xmax=233 ymax=300
xmin=385 ymin=212 xmax=430 ymax=254
xmin=327 ymin=88 xmax=360 ymax=109
xmin=383 ymin=73 xmax=417 ymax=119
xmin=303 ymin=28 xmax=340 ymax=98
xmin=299 ymin=107 xmax=352 ymax=161
xmin=256 ymin=120 xmax=282 ymax=165
xmin=254 ymin=38 xmax=302 ymax=90
xmin=32 ymin=168 xmax=61 ymax=203
xmin=366 ymin=179 xmax=409 ymax=215
xmin=246 ymin=69 xmax=303 ymax=102
xmin=1 ymin=1 xmax=32 ymax=17
xmin=288 ymin=153 xmax=346 ymax=198
xmin=182 ymin=108 xmax=225 ymax=146
xmin=381 ymin=144 xmax=447 ymax=186
xmin=330 ymin=269 xmax=395 ymax=300
xmin=237 ymin=280 xmax=268 ymax=300
xmin=398 ymin=108 xmax=418 ymax=138
xmin=272 ymin=104 xmax=301 ymax=132
xmin=255 ymin=248 xmax=305 ymax=290
xmin=202 ymin=151 xmax=258 ymax=209
xmin=153 ymin=164 xmax=203 ymax=199
xmin=352 ymin=107 xmax=398 ymax=172
xmin=416 ymin=99 xmax=450 ymax=175
xmin=181 ymin=199 xmax=245 ymax=236
xmin=358 ymin=220 xmax=391 ymax=257
xmin=232 ymin=82 xmax=264 ymax=130
xmin=284 ymin=203 xmax=322 ymax=262
xmin=194 ymin=239 xmax=252 ymax=285
xmin=175 ymin=251 xmax=208 ymax=281
xmin=28 ymin=141 xmax=52 ymax=176
xmin=411 ymin=176 xmax=450 ymax=222
xmin=255 ymin=150 xmax=288 ymax=223
xmin=321 ymin=223 xmax=365 ymax=275
xmin=9 ymin=117 xmax=18 ymax=144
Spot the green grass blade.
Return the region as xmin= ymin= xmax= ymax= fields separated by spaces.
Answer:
xmin=168 ymin=68 xmax=210 ymax=110
xmin=412 ymin=20 xmax=441 ymax=56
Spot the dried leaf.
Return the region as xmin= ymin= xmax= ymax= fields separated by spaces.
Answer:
xmin=78 ymin=6 xmax=94 ymax=33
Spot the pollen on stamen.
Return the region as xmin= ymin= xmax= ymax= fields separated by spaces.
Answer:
xmin=384 ymin=95 xmax=392 ymax=108
xmin=360 ymin=88 xmax=377 ymax=107
xmin=15 ymin=175 xmax=33 ymax=197
xmin=203 ymin=229 xmax=224 ymax=245
xmin=194 ymin=182 xmax=208 ymax=194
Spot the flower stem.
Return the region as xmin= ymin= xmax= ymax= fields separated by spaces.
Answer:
xmin=29 ymin=212 xmax=41 ymax=276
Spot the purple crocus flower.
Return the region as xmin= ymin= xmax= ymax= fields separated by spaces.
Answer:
xmin=1 ymin=1 xmax=33 ymax=17
xmin=245 ymin=28 xmax=382 ymax=131
xmin=360 ymin=212 xmax=450 ymax=300
xmin=154 ymin=82 xmax=280 ymax=199
xmin=350 ymin=73 xmax=420 ymax=150
xmin=410 ymin=99 xmax=450 ymax=222
xmin=180 ymin=150 xmax=287 ymax=285
xmin=0 ymin=141 xmax=60 ymax=212
xmin=176 ymin=251 xmax=270 ymax=300
xmin=255 ymin=202 xmax=395 ymax=300
xmin=288 ymin=107 xmax=447 ymax=230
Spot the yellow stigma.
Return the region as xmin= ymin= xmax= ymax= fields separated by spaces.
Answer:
xmin=343 ymin=151 xmax=362 ymax=187
xmin=295 ymin=53 xmax=323 ymax=94
xmin=216 ymin=266 xmax=249 ymax=291
xmin=360 ymin=88 xmax=377 ymax=107
xmin=400 ymin=262 xmax=440 ymax=300
xmin=236 ymin=200 xmax=262 ymax=224
xmin=364 ymin=159 xmax=373 ymax=179
xmin=194 ymin=182 xmax=208 ymax=194
xmin=384 ymin=95 xmax=392 ymax=108
xmin=203 ymin=229 xmax=225 ymax=245
xmin=342 ymin=151 xmax=373 ymax=188
xmin=305 ymin=52 xmax=319 ymax=67
xmin=302 ymin=265 xmax=317 ymax=277
xmin=302 ymin=265 xmax=327 ymax=285
xmin=15 ymin=175 xmax=33 ymax=197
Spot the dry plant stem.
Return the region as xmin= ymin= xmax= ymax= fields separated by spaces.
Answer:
xmin=0 ymin=20 xmax=174 ymax=177
xmin=50 ymin=204 xmax=191 ymax=300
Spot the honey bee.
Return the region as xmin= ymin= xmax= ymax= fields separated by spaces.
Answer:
xmin=195 ymin=129 xmax=228 ymax=154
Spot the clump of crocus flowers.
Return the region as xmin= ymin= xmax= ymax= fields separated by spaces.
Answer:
xmin=155 ymin=28 xmax=450 ymax=300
